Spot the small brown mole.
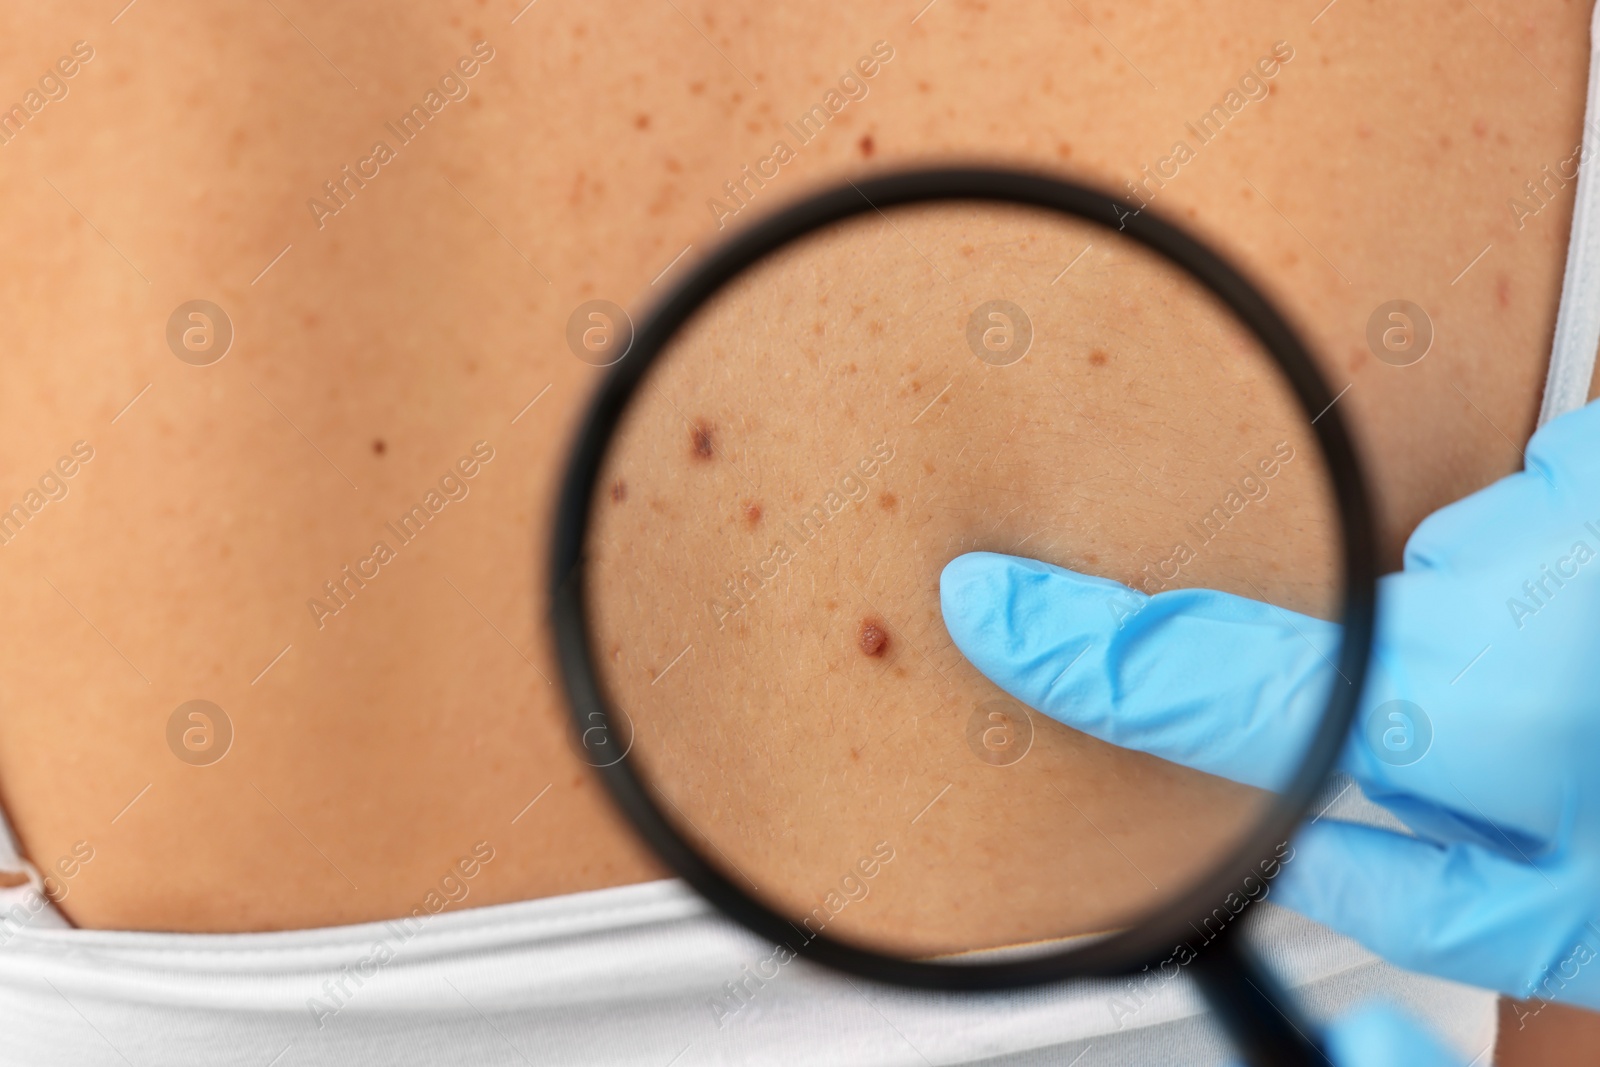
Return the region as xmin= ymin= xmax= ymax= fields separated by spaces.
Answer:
xmin=610 ymin=479 xmax=628 ymax=503
xmin=690 ymin=421 xmax=715 ymax=459
xmin=742 ymin=500 xmax=762 ymax=526
xmin=877 ymin=491 xmax=897 ymax=511
xmin=372 ymin=438 xmax=386 ymax=455
xmin=858 ymin=618 xmax=890 ymax=658
xmin=1088 ymin=349 xmax=1108 ymax=367
xmin=858 ymin=134 xmax=875 ymax=157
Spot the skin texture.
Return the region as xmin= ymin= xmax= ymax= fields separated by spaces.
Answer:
xmin=0 ymin=0 xmax=1594 ymax=1059
xmin=587 ymin=204 xmax=1333 ymax=954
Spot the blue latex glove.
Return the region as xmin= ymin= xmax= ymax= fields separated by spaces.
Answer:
xmin=941 ymin=399 xmax=1600 ymax=1012
xmin=1273 ymin=1004 xmax=1465 ymax=1067
xmin=1259 ymin=1004 xmax=1465 ymax=1067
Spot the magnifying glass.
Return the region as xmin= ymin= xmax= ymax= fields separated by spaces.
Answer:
xmin=551 ymin=168 xmax=1376 ymax=1066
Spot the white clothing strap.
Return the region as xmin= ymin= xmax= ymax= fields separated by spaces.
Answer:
xmin=1538 ymin=0 xmax=1600 ymax=426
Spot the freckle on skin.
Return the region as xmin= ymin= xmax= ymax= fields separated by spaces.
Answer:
xmin=858 ymin=619 xmax=889 ymax=658
xmin=743 ymin=500 xmax=761 ymax=526
xmin=878 ymin=492 xmax=897 ymax=511
xmin=1497 ymin=276 xmax=1511 ymax=308
xmin=691 ymin=421 xmax=715 ymax=459
xmin=372 ymin=438 xmax=386 ymax=455
xmin=1089 ymin=349 xmax=1108 ymax=367
xmin=611 ymin=479 xmax=627 ymax=503
xmin=858 ymin=134 xmax=874 ymax=157
xmin=635 ymin=113 xmax=651 ymax=129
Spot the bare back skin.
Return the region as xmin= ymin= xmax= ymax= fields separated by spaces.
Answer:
xmin=0 ymin=0 xmax=1593 ymax=1058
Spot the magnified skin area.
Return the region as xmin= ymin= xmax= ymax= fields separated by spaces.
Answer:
xmin=0 ymin=1 xmax=1596 ymax=1059
xmin=586 ymin=205 xmax=1339 ymax=955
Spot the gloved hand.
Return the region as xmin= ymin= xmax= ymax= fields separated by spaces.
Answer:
xmin=1307 ymin=1004 xmax=1466 ymax=1067
xmin=1300 ymin=1004 xmax=1466 ymax=1067
xmin=940 ymin=398 xmax=1600 ymax=1012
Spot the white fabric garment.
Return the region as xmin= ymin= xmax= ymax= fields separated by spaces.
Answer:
xmin=18 ymin=9 xmax=1600 ymax=1057
xmin=0 ymin=779 xmax=1497 ymax=1066
xmin=1538 ymin=0 xmax=1600 ymax=426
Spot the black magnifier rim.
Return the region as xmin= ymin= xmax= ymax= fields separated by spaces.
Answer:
xmin=551 ymin=166 xmax=1376 ymax=991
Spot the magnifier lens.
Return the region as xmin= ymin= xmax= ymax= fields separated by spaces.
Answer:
xmin=580 ymin=201 xmax=1340 ymax=961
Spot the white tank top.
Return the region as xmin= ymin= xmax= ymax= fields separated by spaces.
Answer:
xmin=15 ymin=9 xmax=1600 ymax=1055
xmin=0 ymin=779 xmax=1498 ymax=1066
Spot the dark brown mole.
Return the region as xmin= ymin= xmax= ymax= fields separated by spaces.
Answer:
xmin=610 ymin=479 xmax=628 ymax=503
xmin=372 ymin=438 xmax=386 ymax=455
xmin=1089 ymin=349 xmax=1108 ymax=367
xmin=858 ymin=134 xmax=875 ymax=157
xmin=690 ymin=421 xmax=715 ymax=459
xmin=742 ymin=499 xmax=762 ymax=526
xmin=858 ymin=618 xmax=890 ymax=658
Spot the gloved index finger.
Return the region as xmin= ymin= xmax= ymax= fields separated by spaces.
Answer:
xmin=939 ymin=551 xmax=1348 ymax=791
